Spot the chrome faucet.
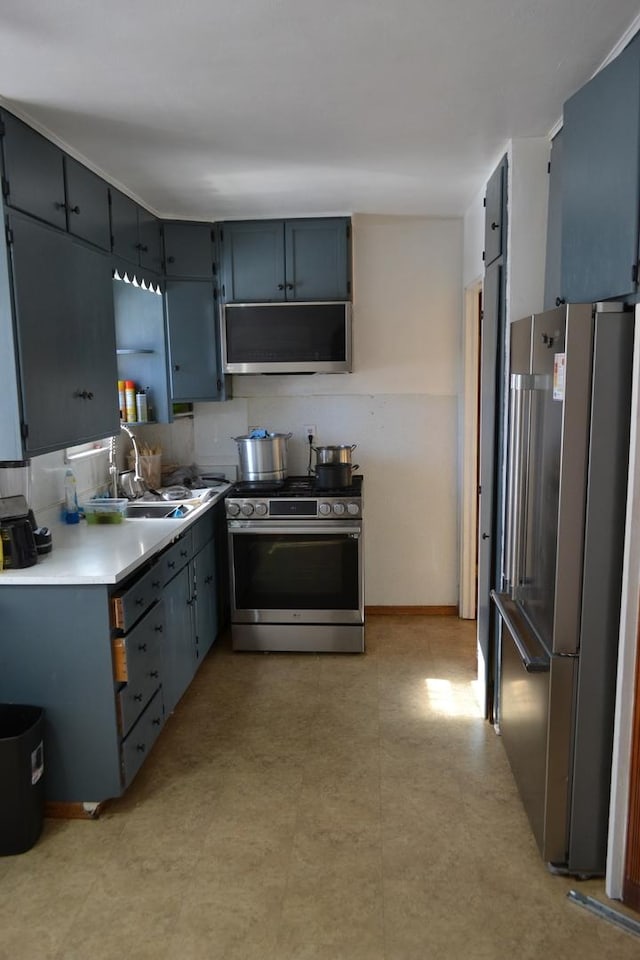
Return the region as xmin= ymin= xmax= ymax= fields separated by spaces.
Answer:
xmin=108 ymin=424 xmax=145 ymax=498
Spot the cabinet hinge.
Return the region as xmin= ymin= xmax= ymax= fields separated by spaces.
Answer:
xmin=212 ymin=260 xmax=217 ymax=275
xmin=216 ymin=378 xmax=223 ymax=393
xmin=219 ymin=229 xmax=224 ymax=243
xmin=346 ymin=223 xmax=351 ymax=239
xmin=5 ymin=224 xmax=13 ymax=245
xmin=0 ymin=119 xmax=5 ymax=138
xmin=20 ymin=422 xmax=28 ymax=441
xmin=2 ymin=177 xmax=10 ymax=199
xmin=210 ymin=228 xmax=216 ymax=243
xmin=483 ymin=197 xmax=486 ymax=208
xmin=633 ymin=263 xmax=639 ymax=285
xmin=482 ymin=250 xmax=485 ymax=262
xmin=547 ymin=161 xmax=551 ymax=174
xmin=222 ymin=283 xmax=226 ymax=298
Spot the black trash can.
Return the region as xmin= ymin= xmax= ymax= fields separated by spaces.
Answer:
xmin=0 ymin=704 xmax=44 ymax=855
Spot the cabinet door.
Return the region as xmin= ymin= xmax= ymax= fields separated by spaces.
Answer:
xmin=285 ymin=218 xmax=350 ymax=300
xmin=9 ymin=213 xmax=118 ymax=454
xmin=1 ymin=111 xmax=67 ymax=230
xmin=65 ymin=157 xmax=111 ymax=251
xmin=193 ymin=540 xmax=218 ymax=662
xmin=220 ymin=220 xmax=285 ymax=302
xmin=137 ymin=207 xmax=162 ymax=274
xmin=162 ymin=565 xmax=196 ymax=714
xmin=484 ymin=160 xmax=506 ymax=268
xmin=561 ymin=35 xmax=640 ymax=302
xmin=164 ymin=222 xmax=215 ymax=278
xmin=543 ymin=131 xmax=564 ymax=311
xmin=165 ymin=280 xmax=224 ymax=401
xmin=110 ymin=189 xmax=139 ymax=264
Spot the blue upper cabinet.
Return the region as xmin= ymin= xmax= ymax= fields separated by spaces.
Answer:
xmin=110 ymin=188 xmax=162 ymax=275
xmin=220 ymin=220 xmax=285 ymax=301
xmin=220 ymin=217 xmax=351 ymax=302
xmin=561 ymin=34 xmax=640 ymax=303
xmin=0 ymin=111 xmax=111 ymax=251
xmin=483 ymin=160 xmax=506 ymax=268
xmin=163 ymin=221 xmax=216 ymax=278
xmin=285 ymin=219 xmax=350 ymax=300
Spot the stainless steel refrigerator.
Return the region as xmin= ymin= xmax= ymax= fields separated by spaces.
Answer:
xmin=492 ymin=302 xmax=634 ymax=876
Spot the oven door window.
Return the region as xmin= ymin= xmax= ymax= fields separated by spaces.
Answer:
xmin=232 ymin=532 xmax=359 ymax=610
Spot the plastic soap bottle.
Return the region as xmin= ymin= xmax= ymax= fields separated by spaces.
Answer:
xmin=63 ymin=468 xmax=80 ymax=524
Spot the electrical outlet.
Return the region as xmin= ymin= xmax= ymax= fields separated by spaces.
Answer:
xmin=304 ymin=424 xmax=316 ymax=440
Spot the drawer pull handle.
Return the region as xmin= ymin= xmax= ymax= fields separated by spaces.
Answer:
xmin=134 ymin=693 xmax=143 ymax=702
xmin=152 ymin=718 xmax=161 ymax=726
xmin=150 ymin=670 xmax=159 ymax=679
xmin=152 ymin=580 xmax=161 ymax=588
xmin=68 ymin=204 xmax=80 ymax=215
xmin=135 ymin=598 xmax=144 ymax=606
xmin=136 ymin=743 xmax=146 ymax=752
xmin=167 ymin=561 xmax=176 ymax=569
xmin=154 ymin=624 xmax=164 ymax=633
xmin=205 ymin=575 xmax=213 ymax=584
xmin=138 ymin=643 xmax=147 ymax=652
xmin=180 ymin=550 xmax=188 ymax=558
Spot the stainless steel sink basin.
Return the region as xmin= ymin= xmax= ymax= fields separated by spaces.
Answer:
xmin=125 ymin=502 xmax=195 ymax=519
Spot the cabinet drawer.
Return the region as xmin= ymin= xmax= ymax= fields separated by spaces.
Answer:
xmin=159 ymin=530 xmax=193 ymax=585
xmin=114 ymin=602 xmax=164 ymax=735
xmin=111 ymin=563 xmax=163 ymax=632
xmin=121 ymin=689 xmax=165 ymax=787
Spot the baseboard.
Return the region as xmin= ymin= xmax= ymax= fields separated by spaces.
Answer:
xmin=365 ymin=605 xmax=458 ymax=617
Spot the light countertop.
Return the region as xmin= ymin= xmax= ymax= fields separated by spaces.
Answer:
xmin=0 ymin=486 xmax=230 ymax=586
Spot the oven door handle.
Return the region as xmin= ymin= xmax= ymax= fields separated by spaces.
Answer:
xmin=228 ymin=523 xmax=362 ymax=536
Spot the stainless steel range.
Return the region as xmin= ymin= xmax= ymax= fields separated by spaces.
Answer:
xmin=225 ymin=475 xmax=364 ymax=652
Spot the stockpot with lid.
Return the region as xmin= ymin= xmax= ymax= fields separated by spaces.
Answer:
xmin=233 ymin=432 xmax=292 ymax=482
xmin=313 ymin=444 xmax=357 ymax=465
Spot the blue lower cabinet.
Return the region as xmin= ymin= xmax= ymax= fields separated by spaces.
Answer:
xmin=0 ymin=512 xmax=220 ymax=805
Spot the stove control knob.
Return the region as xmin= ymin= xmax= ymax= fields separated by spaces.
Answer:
xmin=333 ymin=502 xmax=346 ymax=515
xmin=347 ymin=502 xmax=360 ymax=515
xmin=254 ymin=502 xmax=268 ymax=516
xmin=241 ymin=502 xmax=254 ymax=517
xmin=318 ymin=502 xmax=331 ymax=516
xmin=227 ymin=502 xmax=240 ymax=517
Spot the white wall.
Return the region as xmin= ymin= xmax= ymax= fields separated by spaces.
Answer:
xmin=463 ymin=188 xmax=485 ymax=289
xmin=194 ymin=214 xmax=464 ymax=606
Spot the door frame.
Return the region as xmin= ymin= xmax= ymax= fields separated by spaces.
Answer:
xmin=459 ymin=278 xmax=482 ymax=619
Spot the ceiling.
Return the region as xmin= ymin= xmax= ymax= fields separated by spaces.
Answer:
xmin=0 ymin=0 xmax=638 ymax=220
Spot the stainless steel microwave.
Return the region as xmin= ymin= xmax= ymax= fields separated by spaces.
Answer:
xmin=221 ymin=301 xmax=352 ymax=374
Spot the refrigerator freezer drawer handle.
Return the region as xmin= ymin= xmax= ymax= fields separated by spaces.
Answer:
xmin=491 ymin=590 xmax=550 ymax=674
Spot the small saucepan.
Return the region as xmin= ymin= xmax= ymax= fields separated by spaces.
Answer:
xmin=314 ymin=461 xmax=359 ymax=490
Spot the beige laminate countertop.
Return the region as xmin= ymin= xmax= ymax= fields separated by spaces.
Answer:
xmin=0 ymin=486 xmax=230 ymax=586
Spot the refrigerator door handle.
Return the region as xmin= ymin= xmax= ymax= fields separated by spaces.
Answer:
xmin=492 ymin=590 xmax=550 ymax=673
xmin=506 ymin=374 xmax=534 ymax=595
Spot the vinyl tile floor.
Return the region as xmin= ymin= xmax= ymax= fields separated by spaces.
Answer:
xmin=1 ymin=615 xmax=639 ymax=960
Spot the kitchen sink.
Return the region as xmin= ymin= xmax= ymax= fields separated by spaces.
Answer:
xmin=125 ymin=502 xmax=195 ymax=519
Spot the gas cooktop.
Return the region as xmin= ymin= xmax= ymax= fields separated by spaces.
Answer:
xmin=225 ymin=474 xmax=363 ymax=520
xmin=229 ymin=475 xmax=363 ymax=498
